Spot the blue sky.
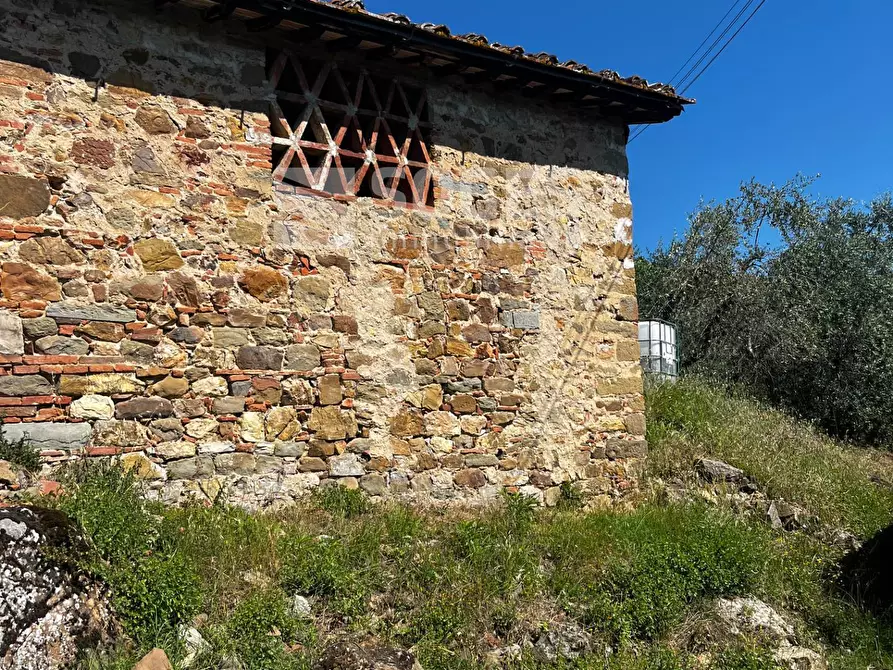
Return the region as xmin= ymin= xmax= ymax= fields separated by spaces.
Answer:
xmin=365 ymin=0 xmax=893 ymax=251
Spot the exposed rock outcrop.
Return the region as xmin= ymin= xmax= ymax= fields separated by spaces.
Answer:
xmin=315 ymin=638 xmax=422 ymax=670
xmin=679 ymin=597 xmax=826 ymax=670
xmin=0 ymin=506 xmax=115 ymax=670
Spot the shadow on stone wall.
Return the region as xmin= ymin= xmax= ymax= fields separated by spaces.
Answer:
xmin=0 ymin=0 xmax=628 ymax=176
xmin=838 ymin=523 xmax=893 ymax=619
xmin=1 ymin=0 xmax=268 ymax=112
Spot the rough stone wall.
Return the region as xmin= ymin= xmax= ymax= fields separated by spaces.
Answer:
xmin=0 ymin=0 xmax=646 ymax=507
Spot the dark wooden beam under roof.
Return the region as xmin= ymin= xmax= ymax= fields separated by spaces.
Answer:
xmin=246 ymin=13 xmax=283 ymax=31
xmin=325 ymin=35 xmax=363 ymax=52
xmin=160 ymin=0 xmax=691 ymax=124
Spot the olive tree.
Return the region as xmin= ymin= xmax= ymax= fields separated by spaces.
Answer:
xmin=638 ymin=176 xmax=893 ymax=445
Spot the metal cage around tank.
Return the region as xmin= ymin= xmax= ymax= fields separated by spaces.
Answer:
xmin=638 ymin=319 xmax=679 ymax=379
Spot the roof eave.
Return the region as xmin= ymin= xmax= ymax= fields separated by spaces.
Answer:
xmin=166 ymin=0 xmax=692 ymax=124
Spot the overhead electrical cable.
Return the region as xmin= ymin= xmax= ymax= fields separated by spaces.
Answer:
xmin=628 ymin=0 xmax=768 ymax=144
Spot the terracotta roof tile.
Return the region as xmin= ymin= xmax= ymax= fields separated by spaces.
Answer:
xmin=307 ymin=0 xmax=685 ymax=100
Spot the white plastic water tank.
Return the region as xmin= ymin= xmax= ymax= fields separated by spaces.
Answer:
xmin=638 ymin=320 xmax=678 ymax=378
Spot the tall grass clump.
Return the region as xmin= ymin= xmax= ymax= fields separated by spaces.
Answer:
xmin=55 ymin=462 xmax=202 ymax=648
xmin=647 ymin=377 xmax=893 ymax=536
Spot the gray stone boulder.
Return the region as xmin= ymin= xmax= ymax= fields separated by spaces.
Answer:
xmin=0 ymin=423 xmax=92 ymax=452
xmin=713 ymin=597 xmax=794 ymax=645
xmin=681 ymin=598 xmax=826 ymax=670
xmin=533 ymin=620 xmax=592 ymax=663
xmin=315 ymin=638 xmax=422 ymax=670
xmin=0 ymin=506 xmax=116 ymax=670
xmin=695 ymin=458 xmax=746 ymax=484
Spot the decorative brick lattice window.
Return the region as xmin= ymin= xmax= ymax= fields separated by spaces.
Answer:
xmin=268 ymin=50 xmax=435 ymax=210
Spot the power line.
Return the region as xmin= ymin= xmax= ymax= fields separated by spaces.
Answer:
xmin=673 ymin=0 xmax=756 ymax=91
xmin=629 ymin=0 xmax=768 ymax=145
xmin=667 ymin=0 xmax=746 ymax=86
xmin=678 ymin=0 xmax=768 ymax=96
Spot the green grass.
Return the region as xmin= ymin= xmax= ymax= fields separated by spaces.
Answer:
xmin=51 ymin=462 xmax=893 ymax=670
xmin=42 ymin=381 xmax=893 ymax=669
xmin=647 ymin=377 xmax=893 ymax=536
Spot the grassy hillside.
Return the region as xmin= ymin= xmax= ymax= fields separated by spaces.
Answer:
xmin=32 ymin=379 xmax=893 ymax=669
xmin=647 ymin=378 xmax=893 ymax=536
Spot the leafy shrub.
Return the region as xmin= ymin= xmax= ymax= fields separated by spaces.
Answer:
xmin=55 ymin=462 xmax=202 ymax=643
xmin=108 ymin=552 xmax=203 ymax=644
xmin=278 ymin=534 xmax=370 ymax=618
xmin=0 ymin=432 xmax=40 ymax=470
xmin=547 ymin=505 xmax=771 ymax=642
xmin=57 ymin=462 xmax=158 ymax=562
xmin=209 ymin=590 xmax=314 ymax=670
xmin=311 ymin=485 xmax=370 ymax=519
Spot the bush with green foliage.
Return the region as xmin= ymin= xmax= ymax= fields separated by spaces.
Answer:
xmin=206 ymin=590 xmax=314 ymax=670
xmin=52 ymin=456 xmax=893 ymax=670
xmin=546 ymin=505 xmax=771 ymax=642
xmin=55 ymin=463 xmax=202 ymax=646
xmin=0 ymin=432 xmax=40 ymax=470
xmin=638 ymin=176 xmax=893 ymax=445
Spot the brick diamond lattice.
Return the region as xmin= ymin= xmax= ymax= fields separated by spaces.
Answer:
xmin=268 ymin=50 xmax=434 ymax=210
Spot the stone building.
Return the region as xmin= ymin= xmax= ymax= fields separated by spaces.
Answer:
xmin=0 ymin=0 xmax=687 ymax=506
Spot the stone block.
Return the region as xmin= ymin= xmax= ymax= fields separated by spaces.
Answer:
xmin=115 ymin=398 xmax=174 ymax=419
xmin=465 ymin=454 xmax=499 ymax=467
xmin=71 ymin=395 xmax=115 ymax=420
xmin=151 ymin=376 xmax=190 ymax=399
xmin=21 ymin=317 xmax=57 ymax=340
xmin=150 ymin=419 xmax=184 ymax=443
xmin=214 ymin=453 xmax=256 ymax=475
xmin=424 ymin=411 xmax=460 ymax=437
xmin=19 ymin=237 xmax=85 ymax=266
xmin=1 ymin=263 xmax=61 ymax=302
xmin=604 ymin=438 xmax=648 ymax=460
xmin=155 ymin=441 xmax=196 ymax=460
xmin=0 ymin=310 xmax=23 ymax=355
xmin=239 ymin=266 xmax=288 ymax=302
xmin=212 ymin=328 xmax=251 ymax=348
xmin=510 ymin=310 xmax=540 ymax=330
xmin=285 ymin=344 xmax=320 ymax=371
xmin=454 ymin=468 xmax=486 ymax=488
xmin=0 ymin=375 xmax=53 ymax=397
xmin=274 ymin=442 xmax=305 ymax=458
xmin=93 ymin=420 xmax=149 ymax=447
xmin=59 ymin=374 xmax=144 ymax=396
xmin=308 ymin=406 xmax=358 ymax=441
xmin=120 ymin=453 xmax=163 ymax=480
xmin=329 ymin=453 xmax=365 ymax=478
xmin=1 ymin=423 xmax=92 ymax=451
xmin=46 ymin=303 xmax=138 ymax=323
xmin=227 ymin=309 xmax=266 ymax=328
xmin=191 ymin=376 xmax=229 ymax=397
xmin=236 ymin=345 xmax=284 ymax=371
xmin=0 ymin=174 xmax=50 ymax=219
xmin=167 ymin=457 xmax=214 ymax=480
xmin=624 ymin=413 xmax=646 ymax=436
xmin=317 ymin=374 xmax=342 ymax=406
xmin=359 ymin=473 xmax=387 ymax=495
xmin=213 ymin=397 xmax=245 ymax=415
xmin=184 ymin=418 xmax=219 ymax=439
xmin=35 ymin=336 xmax=89 ymax=356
